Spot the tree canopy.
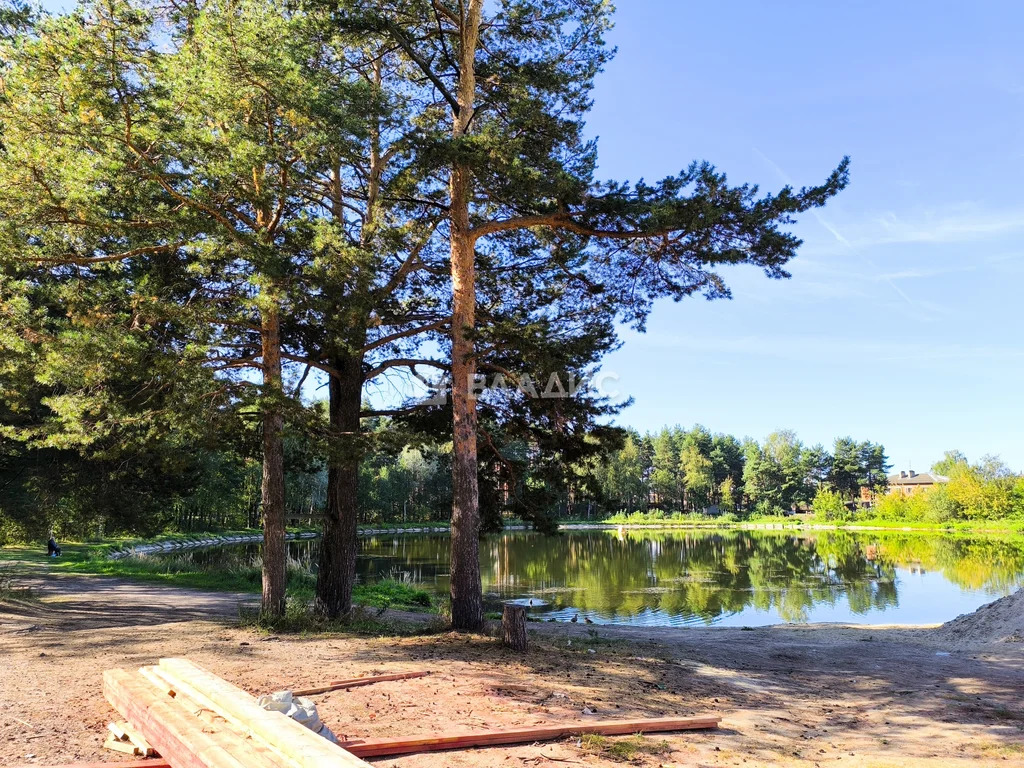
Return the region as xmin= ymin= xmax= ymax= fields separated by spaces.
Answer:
xmin=2 ymin=0 xmax=850 ymax=628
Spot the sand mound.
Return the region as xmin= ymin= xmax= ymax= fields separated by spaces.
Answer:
xmin=932 ymin=588 xmax=1024 ymax=648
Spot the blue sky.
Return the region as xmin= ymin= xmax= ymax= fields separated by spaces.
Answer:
xmin=36 ymin=0 xmax=1022 ymax=470
xmin=586 ymin=1 xmax=1024 ymax=471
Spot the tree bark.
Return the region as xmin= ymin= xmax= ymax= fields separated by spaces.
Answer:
xmin=314 ymin=353 xmax=364 ymax=618
xmin=501 ymin=604 xmax=528 ymax=652
xmin=260 ymin=303 xmax=287 ymax=618
xmin=447 ymin=0 xmax=486 ymax=634
xmin=449 ymin=182 xmax=483 ymax=631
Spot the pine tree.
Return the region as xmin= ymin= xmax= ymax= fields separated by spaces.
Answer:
xmin=650 ymin=428 xmax=681 ymax=511
xmin=0 ymin=0 xmax=371 ymax=615
xmin=349 ymin=0 xmax=849 ymax=629
xmin=829 ymin=437 xmax=863 ymax=500
xmin=680 ymin=426 xmax=715 ymax=512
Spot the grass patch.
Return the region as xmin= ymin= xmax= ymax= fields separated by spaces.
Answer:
xmin=577 ymin=628 xmax=629 ymax=650
xmin=352 ymin=579 xmax=434 ymax=611
xmin=238 ymin=599 xmax=444 ymax=636
xmin=980 ymin=742 xmax=1024 ymax=757
xmin=0 ymin=538 xmax=438 ymax=615
xmin=599 ymin=512 xmax=724 ymax=526
xmin=561 ymin=513 xmax=1024 ymax=538
xmin=578 ymin=733 xmax=672 ymax=763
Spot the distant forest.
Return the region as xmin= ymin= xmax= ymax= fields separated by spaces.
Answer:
xmin=0 ymin=408 xmax=890 ymax=540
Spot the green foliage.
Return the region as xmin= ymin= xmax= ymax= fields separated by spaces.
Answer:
xmin=829 ymin=437 xmax=890 ymax=499
xmin=932 ymin=450 xmax=969 ymax=476
xmin=352 ymin=579 xmax=433 ymax=611
xmin=812 ymin=489 xmax=851 ymax=522
xmin=238 ymin=601 xmax=436 ymax=637
xmin=595 ymin=426 xmax=895 ymax=521
xmin=603 ymin=510 xmax=711 ymax=525
xmin=841 ymin=454 xmax=1022 ymax=525
xmin=947 ymin=458 xmax=1020 ymax=520
xmin=579 ymin=734 xmax=672 ymax=762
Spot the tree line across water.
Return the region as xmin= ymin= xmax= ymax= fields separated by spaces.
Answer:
xmin=597 ymin=428 xmax=887 ymax=518
xmin=1 ymin=0 xmax=852 ymax=627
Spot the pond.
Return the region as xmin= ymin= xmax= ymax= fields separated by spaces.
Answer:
xmin=170 ymin=529 xmax=1024 ymax=627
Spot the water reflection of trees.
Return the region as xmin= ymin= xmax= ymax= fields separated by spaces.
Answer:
xmin=474 ymin=531 xmax=906 ymax=624
xmin=160 ymin=530 xmax=1024 ymax=625
xmin=457 ymin=530 xmax=1024 ymax=624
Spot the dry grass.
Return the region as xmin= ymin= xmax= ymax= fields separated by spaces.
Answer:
xmin=578 ymin=733 xmax=673 ymax=763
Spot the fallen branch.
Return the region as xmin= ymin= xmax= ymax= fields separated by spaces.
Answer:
xmin=290 ymin=670 xmax=430 ymax=697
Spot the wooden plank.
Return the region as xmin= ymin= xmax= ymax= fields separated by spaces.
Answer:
xmin=337 ymin=715 xmax=722 ymax=758
xmin=138 ymin=666 xmax=176 ymax=698
xmin=106 ymin=722 xmax=130 ymax=741
xmin=109 ymin=720 xmax=157 ymax=757
xmin=103 ymin=669 xmax=282 ymax=768
xmin=156 ymin=658 xmax=371 ymax=768
xmin=103 ymin=736 xmax=142 ymax=756
xmin=139 ymin=666 xmax=299 ymax=768
xmin=291 ymin=671 xmax=430 ymax=697
xmin=8 ymin=761 xmax=169 ymax=768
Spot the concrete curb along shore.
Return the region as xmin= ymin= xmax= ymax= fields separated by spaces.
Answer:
xmin=106 ymin=519 xmax=974 ymax=561
xmin=107 ymin=525 xmax=533 ymax=560
xmin=107 ymin=531 xmax=320 ymax=560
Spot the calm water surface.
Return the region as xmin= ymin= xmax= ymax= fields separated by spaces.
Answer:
xmin=178 ymin=529 xmax=1024 ymax=627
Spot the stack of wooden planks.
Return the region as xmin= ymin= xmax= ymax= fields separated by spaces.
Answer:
xmin=103 ymin=658 xmax=372 ymax=768
xmin=94 ymin=658 xmax=721 ymax=768
xmin=104 ymin=722 xmax=155 ymax=757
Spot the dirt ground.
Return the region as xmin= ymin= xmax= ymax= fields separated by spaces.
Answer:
xmin=2 ymin=566 xmax=1024 ymax=768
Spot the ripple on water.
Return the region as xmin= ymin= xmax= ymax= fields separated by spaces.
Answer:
xmin=502 ymin=597 xmax=551 ymax=608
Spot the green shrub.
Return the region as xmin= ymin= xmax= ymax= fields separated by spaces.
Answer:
xmin=921 ymin=485 xmax=962 ymax=523
xmin=352 ymin=579 xmax=434 ymax=611
xmin=752 ymin=499 xmax=786 ymax=518
xmin=872 ymin=492 xmax=913 ymax=521
xmin=812 ymin=489 xmax=850 ymax=522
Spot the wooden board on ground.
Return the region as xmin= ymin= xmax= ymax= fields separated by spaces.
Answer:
xmin=337 ymin=715 xmax=722 ymax=757
xmin=9 ymin=761 xmax=167 ymax=768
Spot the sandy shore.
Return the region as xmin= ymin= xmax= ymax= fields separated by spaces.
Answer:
xmin=2 ymin=568 xmax=1024 ymax=767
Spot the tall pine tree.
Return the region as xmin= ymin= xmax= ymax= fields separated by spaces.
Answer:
xmin=349 ymin=1 xmax=849 ymax=628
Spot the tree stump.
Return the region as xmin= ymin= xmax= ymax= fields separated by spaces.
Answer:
xmin=502 ymin=604 xmax=528 ymax=652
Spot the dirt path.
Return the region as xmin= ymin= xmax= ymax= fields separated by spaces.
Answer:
xmin=2 ymin=568 xmax=1024 ymax=767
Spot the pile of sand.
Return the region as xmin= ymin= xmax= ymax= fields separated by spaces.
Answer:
xmin=932 ymin=588 xmax=1024 ymax=648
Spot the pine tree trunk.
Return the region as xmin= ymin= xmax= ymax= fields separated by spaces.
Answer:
xmin=447 ymin=0 xmax=486 ymax=634
xmin=260 ymin=304 xmax=287 ymax=618
xmin=449 ymin=188 xmax=483 ymax=631
xmin=314 ymin=354 xmax=363 ymax=618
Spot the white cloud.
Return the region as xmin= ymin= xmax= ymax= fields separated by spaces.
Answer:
xmin=623 ymin=329 xmax=1024 ymax=369
xmin=867 ymin=206 xmax=1024 ymax=246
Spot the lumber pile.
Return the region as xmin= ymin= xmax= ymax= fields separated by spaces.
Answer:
xmin=84 ymin=713 xmax=721 ymax=767
xmin=102 ymin=658 xmax=372 ymax=768
xmin=92 ymin=658 xmax=721 ymax=768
